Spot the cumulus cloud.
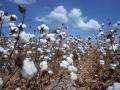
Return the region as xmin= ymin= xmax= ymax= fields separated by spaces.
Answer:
xmin=35 ymin=17 xmax=50 ymax=23
xmin=39 ymin=5 xmax=100 ymax=31
xmin=69 ymin=8 xmax=100 ymax=30
xmin=48 ymin=6 xmax=69 ymax=23
xmin=9 ymin=0 xmax=36 ymax=4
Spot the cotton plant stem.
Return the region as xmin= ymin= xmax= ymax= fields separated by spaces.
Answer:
xmin=4 ymin=12 xmax=25 ymax=71
xmin=0 ymin=67 xmax=19 ymax=89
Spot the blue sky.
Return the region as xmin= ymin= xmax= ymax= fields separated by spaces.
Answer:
xmin=0 ymin=0 xmax=120 ymax=38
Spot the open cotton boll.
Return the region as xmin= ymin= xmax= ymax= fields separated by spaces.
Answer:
xmin=40 ymin=39 xmax=47 ymax=44
xmin=106 ymin=39 xmax=111 ymax=43
xmin=21 ymin=58 xmax=37 ymax=80
xmin=68 ymin=65 xmax=77 ymax=73
xmin=40 ymin=24 xmax=49 ymax=31
xmin=27 ymin=50 xmax=32 ymax=54
xmin=10 ymin=26 xmax=18 ymax=32
xmin=109 ymin=44 xmax=118 ymax=51
xmin=98 ymin=31 xmax=104 ymax=37
xmin=0 ymin=77 xmax=3 ymax=86
xmin=15 ymin=87 xmax=21 ymax=90
xmin=0 ymin=10 xmax=4 ymax=17
xmin=110 ymin=63 xmax=117 ymax=70
xmin=99 ymin=60 xmax=105 ymax=65
xmin=18 ymin=23 xmax=27 ymax=29
xmin=106 ymin=82 xmax=120 ymax=90
xmin=40 ymin=61 xmax=48 ymax=72
xmin=70 ymin=72 xmax=77 ymax=81
xmin=9 ymin=22 xmax=16 ymax=27
xmin=48 ymin=70 xmax=54 ymax=75
xmin=20 ymin=31 xmax=35 ymax=43
xmin=37 ymin=48 xmax=43 ymax=53
xmin=60 ymin=60 xmax=69 ymax=69
xmin=66 ymin=57 xmax=73 ymax=65
xmin=70 ymin=54 xmax=74 ymax=58
xmin=0 ymin=47 xmax=5 ymax=53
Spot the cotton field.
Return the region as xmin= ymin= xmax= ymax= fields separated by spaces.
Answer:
xmin=0 ymin=4 xmax=120 ymax=90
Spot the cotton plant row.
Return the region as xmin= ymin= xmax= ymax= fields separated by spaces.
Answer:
xmin=97 ymin=23 xmax=120 ymax=71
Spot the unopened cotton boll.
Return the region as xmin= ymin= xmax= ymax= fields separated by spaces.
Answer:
xmin=66 ymin=57 xmax=73 ymax=65
xmin=0 ymin=77 xmax=3 ymax=86
xmin=40 ymin=61 xmax=48 ymax=71
xmin=21 ymin=58 xmax=37 ymax=80
xmin=68 ymin=65 xmax=77 ymax=73
xmin=60 ymin=60 xmax=69 ymax=69
xmin=70 ymin=72 xmax=77 ymax=81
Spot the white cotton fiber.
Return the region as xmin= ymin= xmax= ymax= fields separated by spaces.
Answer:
xmin=21 ymin=58 xmax=37 ymax=80
xmin=40 ymin=61 xmax=48 ymax=71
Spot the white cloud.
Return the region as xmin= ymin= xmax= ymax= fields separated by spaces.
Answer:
xmin=35 ymin=17 xmax=50 ymax=23
xmin=48 ymin=5 xmax=69 ymax=23
xmin=38 ymin=6 xmax=100 ymax=31
xmin=9 ymin=0 xmax=36 ymax=4
xmin=69 ymin=8 xmax=100 ymax=30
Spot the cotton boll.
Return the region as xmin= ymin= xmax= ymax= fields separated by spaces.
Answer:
xmin=15 ymin=87 xmax=21 ymax=90
xmin=110 ymin=29 xmax=114 ymax=33
xmin=106 ymin=86 xmax=113 ymax=90
xmin=20 ymin=32 xmax=35 ymax=43
xmin=70 ymin=72 xmax=77 ymax=81
xmin=68 ymin=65 xmax=77 ymax=73
xmin=106 ymin=39 xmax=111 ymax=43
xmin=40 ymin=39 xmax=47 ymax=44
xmin=18 ymin=23 xmax=27 ymax=29
xmin=106 ymin=82 xmax=120 ymax=90
xmin=66 ymin=57 xmax=73 ymax=65
xmin=98 ymin=31 xmax=104 ymax=37
xmin=27 ymin=50 xmax=32 ymax=54
xmin=113 ymin=82 xmax=120 ymax=90
xmin=21 ymin=58 xmax=37 ymax=80
xmin=0 ymin=10 xmax=4 ymax=17
xmin=60 ymin=60 xmax=69 ymax=69
xmin=110 ymin=63 xmax=117 ymax=70
xmin=44 ymin=56 xmax=50 ymax=60
xmin=9 ymin=22 xmax=16 ymax=27
xmin=99 ymin=60 xmax=105 ymax=65
xmin=0 ymin=47 xmax=4 ymax=53
xmin=40 ymin=61 xmax=48 ymax=72
xmin=39 ymin=24 xmax=49 ymax=31
xmin=37 ymin=48 xmax=43 ymax=53
xmin=70 ymin=54 xmax=74 ymax=58
xmin=48 ymin=70 xmax=53 ymax=75
xmin=10 ymin=14 xmax=17 ymax=21
xmin=63 ymin=55 xmax=67 ymax=59
xmin=0 ymin=77 xmax=3 ymax=86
